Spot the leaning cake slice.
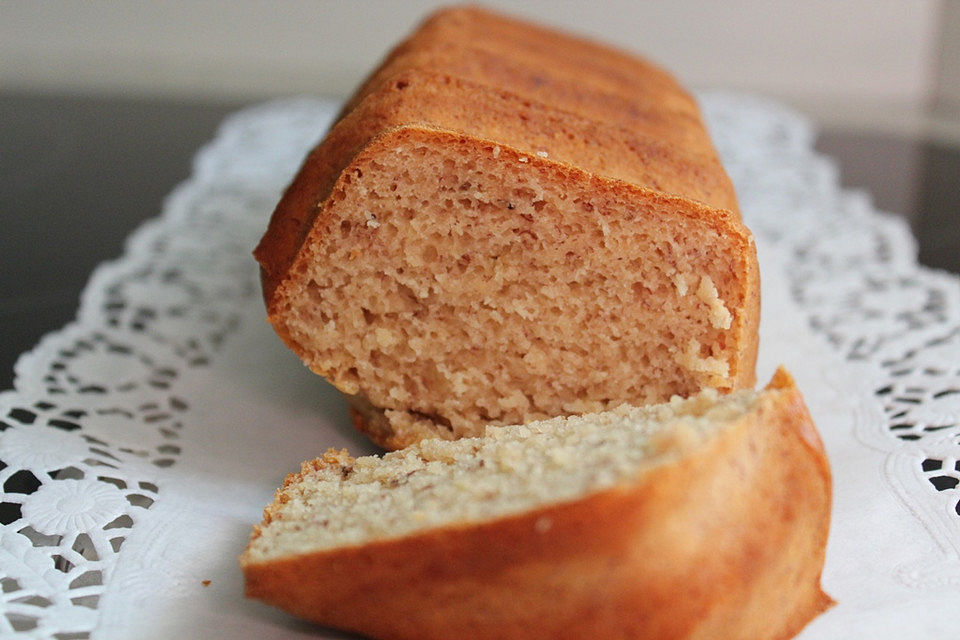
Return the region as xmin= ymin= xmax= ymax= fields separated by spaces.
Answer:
xmin=242 ymin=369 xmax=831 ymax=640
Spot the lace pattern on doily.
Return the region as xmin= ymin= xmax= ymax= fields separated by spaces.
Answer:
xmin=1 ymin=93 xmax=958 ymax=636
xmin=0 ymin=99 xmax=338 ymax=637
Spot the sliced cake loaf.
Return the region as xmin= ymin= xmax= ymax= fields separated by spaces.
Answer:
xmin=241 ymin=369 xmax=832 ymax=639
xmin=254 ymin=6 xmax=760 ymax=449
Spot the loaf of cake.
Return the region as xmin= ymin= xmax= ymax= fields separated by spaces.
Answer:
xmin=242 ymin=369 xmax=832 ymax=639
xmin=254 ymin=6 xmax=760 ymax=449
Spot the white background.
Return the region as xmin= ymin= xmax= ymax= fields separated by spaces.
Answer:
xmin=2 ymin=0 xmax=957 ymax=136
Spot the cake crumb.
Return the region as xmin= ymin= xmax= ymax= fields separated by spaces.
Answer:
xmin=374 ymin=327 xmax=398 ymax=348
xmin=244 ymin=387 xmax=762 ymax=562
xmin=202 ymin=580 xmax=211 ymax=587
xmin=676 ymin=338 xmax=730 ymax=379
xmin=672 ymin=273 xmax=689 ymax=297
xmin=696 ymin=276 xmax=732 ymax=330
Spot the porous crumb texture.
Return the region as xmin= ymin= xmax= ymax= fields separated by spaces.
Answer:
xmin=274 ymin=132 xmax=755 ymax=440
xmin=254 ymin=6 xmax=760 ymax=446
xmin=243 ymin=387 xmax=758 ymax=563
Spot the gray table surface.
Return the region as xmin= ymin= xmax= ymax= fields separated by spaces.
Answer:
xmin=1 ymin=91 xmax=958 ymax=391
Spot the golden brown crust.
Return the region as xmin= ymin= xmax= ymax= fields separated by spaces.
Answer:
xmin=242 ymin=370 xmax=832 ymax=639
xmin=337 ymin=32 xmax=702 ymax=131
xmin=410 ymin=6 xmax=699 ymax=108
xmin=738 ymin=234 xmax=761 ymax=389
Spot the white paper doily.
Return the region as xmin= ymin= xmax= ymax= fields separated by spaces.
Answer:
xmin=1 ymin=93 xmax=959 ymax=639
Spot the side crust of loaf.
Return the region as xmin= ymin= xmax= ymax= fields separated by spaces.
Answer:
xmin=242 ymin=371 xmax=832 ymax=639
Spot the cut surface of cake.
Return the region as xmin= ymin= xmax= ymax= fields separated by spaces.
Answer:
xmin=254 ymin=6 xmax=760 ymax=448
xmin=242 ymin=369 xmax=831 ymax=640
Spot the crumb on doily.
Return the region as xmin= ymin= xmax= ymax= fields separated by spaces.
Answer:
xmin=202 ymin=579 xmax=211 ymax=587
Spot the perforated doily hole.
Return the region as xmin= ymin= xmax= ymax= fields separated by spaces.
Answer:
xmin=72 ymin=534 xmax=98 ymax=562
xmin=52 ymin=467 xmax=85 ymax=480
xmin=6 ymin=614 xmax=38 ymax=632
xmin=1 ymin=578 xmax=21 ymax=594
xmin=19 ymin=526 xmax=61 ymax=548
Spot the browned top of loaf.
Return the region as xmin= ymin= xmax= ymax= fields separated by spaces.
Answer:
xmin=254 ymin=6 xmax=739 ymax=299
xmin=338 ymin=9 xmax=701 ymax=122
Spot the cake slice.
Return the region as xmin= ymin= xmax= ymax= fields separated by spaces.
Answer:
xmin=242 ymin=369 xmax=832 ymax=639
xmin=254 ymin=6 xmax=760 ymax=449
